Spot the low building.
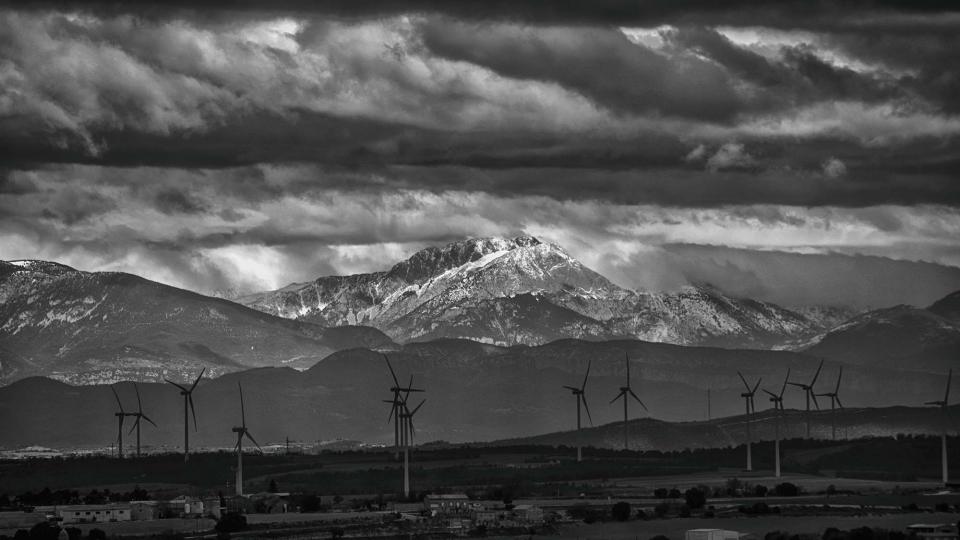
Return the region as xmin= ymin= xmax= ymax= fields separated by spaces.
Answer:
xmin=425 ymin=494 xmax=471 ymax=516
xmin=160 ymin=496 xmax=204 ymax=518
xmin=907 ymin=524 xmax=960 ymax=540
xmin=129 ymin=501 xmax=159 ymax=521
xmin=512 ymin=504 xmax=544 ymax=524
xmin=54 ymin=504 xmax=132 ymax=524
xmin=686 ymin=529 xmax=744 ymax=540
xmin=201 ymin=497 xmax=224 ymax=519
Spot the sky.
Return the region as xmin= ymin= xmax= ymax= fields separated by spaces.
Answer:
xmin=2 ymin=1 xmax=960 ymax=309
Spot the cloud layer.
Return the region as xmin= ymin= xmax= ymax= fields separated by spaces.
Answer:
xmin=1 ymin=2 xmax=958 ymax=307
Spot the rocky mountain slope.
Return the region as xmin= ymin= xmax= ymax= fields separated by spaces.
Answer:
xmin=240 ymin=236 xmax=848 ymax=348
xmin=0 ymin=260 xmax=393 ymax=385
xmin=0 ymin=338 xmax=950 ymax=450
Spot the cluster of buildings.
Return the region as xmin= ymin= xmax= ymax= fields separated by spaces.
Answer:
xmin=0 ymin=492 xmax=292 ymax=530
xmin=422 ymin=494 xmax=545 ymax=532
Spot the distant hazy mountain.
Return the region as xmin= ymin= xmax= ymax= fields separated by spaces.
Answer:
xmin=240 ymin=236 xmax=849 ymax=349
xmin=805 ymin=299 xmax=960 ymax=373
xmin=0 ymin=260 xmax=393 ymax=385
xmin=0 ymin=338 xmax=950 ymax=450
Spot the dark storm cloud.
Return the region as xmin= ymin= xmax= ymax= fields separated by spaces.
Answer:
xmin=419 ymin=21 xmax=743 ymax=122
xmin=5 ymin=0 xmax=959 ymax=29
xmin=657 ymin=244 xmax=960 ymax=309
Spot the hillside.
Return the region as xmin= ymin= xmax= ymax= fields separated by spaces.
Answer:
xmin=0 ymin=260 xmax=393 ymax=385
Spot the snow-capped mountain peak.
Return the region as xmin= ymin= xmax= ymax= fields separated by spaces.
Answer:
xmin=240 ymin=236 xmax=843 ymax=348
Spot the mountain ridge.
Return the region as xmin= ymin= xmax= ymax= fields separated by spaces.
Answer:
xmin=239 ymin=236 xmax=852 ymax=349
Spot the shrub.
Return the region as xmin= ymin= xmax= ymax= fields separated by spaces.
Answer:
xmin=86 ymin=530 xmax=106 ymax=540
xmin=773 ymin=482 xmax=800 ymax=497
xmin=611 ymin=502 xmax=632 ymax=522
xmin=654 ymin=503 xmax=670 ymax=518
xmin=684 ymin=488 xmax=707 ymax=509
xmin=654 ymin=488 xmax=669 ymax=499
xmin=754 ymin=485 xmax=769 ymax=497
xmin=650 ymin=536 xmax=670 ymax=540
xmin=668 ymin=488 xmax=682 ymax=499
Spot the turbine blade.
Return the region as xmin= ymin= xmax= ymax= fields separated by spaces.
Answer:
xmin=238 ymin=381 xmax=246 ymax=428
xmin=135 ymin=383 xmax=143 ymax=413
xmin=384 ymin=354 xmax=400 ymax=386
xmin=142 ymin=414 xmax=158 ymax=428
xmin=835 ymin=396 xmax=844 ymax=409
xmin=629 ymin=389 xmax=648 ymax=411
xmin=835 ymin=367 xmax=843 ymax=394
xmin=787 ymin=382 xmax=805 ymax=388
xmin=128 ymin=416 xmax=140 ymax=435
xmin=780 ymin=368 xmax=791 ymax=398
xmin=111 ymin=386 xmax=124 ymax=413
xmin=811 ymin=359 xmax=824 ymax=386
xmin=737 ymin=371 xmax=750 ymax=391
xmin=165 ymin=379 xmax=189 ymax=393
xmin=625 ymin=352 xmax=631 ymax=386
xmin=190 ymin=368 xmax=206 ymax=392
xmin=562 ymin=385 xmax=580 ymax=392
xmin=410 ymin=399 xmax=426 ymax=416
xmin=763 ymin=389 xmax=778 ymax=398
xmin=581 ymin=395 xmax=593 ymax=426
xmin=245 ymin=431 xmax=263 ymax=453
xmin=946 ymin=368 xmax=953 ymax=404
xmin=810 ymin=391 xmax=820 ymax=411
xmin=581 ymin=359 xmax=592 ymax=391
xmin=188 ymin=395 xmax=198 ymax=431
xmin=752 ymin=377 xmax=762 ymax=394
xmin=610 ymin=390 xmax=625 ymax=404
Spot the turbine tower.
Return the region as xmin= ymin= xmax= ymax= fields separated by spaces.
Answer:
xmin=610 ymin=353 xmax=647 ymax=451
xmin=165 ymin=368 xmax=205 ymax=462
xmin=110 ymin=386 xmax=133 ymax=459
xmin=815 ymin=368 xmax=844 ymax=440
xmin=563 ymin=359 xmax=593 ymax=462
xmin=384 ymin=355 xmax=422 ymax=460
xmin=127 ymin=383 xmax=157 ymax=457
xmin=232 ymin=381 xmax=262 ymax=496
xmin=788 ymin=359 xmax=823 ymax=438
xmin=763 ymin=368 xmax=790 ymax=479
xmin=925 ymin=369 xmax=954 ymax=486
xmin=737 ymin=371 xmax=762 ymax=472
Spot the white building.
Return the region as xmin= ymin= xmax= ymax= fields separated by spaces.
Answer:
xmin=686 ymin=529 xmax=744 ymax=540
xmin=55 ymin=504 xmax=131 ymax=524
xmin=907 ymin=524 xmax=960 ymax=540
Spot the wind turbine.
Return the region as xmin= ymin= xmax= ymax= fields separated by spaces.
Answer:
xmin=563 ymin=359 xmax=593 ymax=462
xmin=398 ymin=392 xmax=425 ymax=499
xmin=384 ymin=355 xmax=423 ymax=460
xmin=925 ymin=369 xmax=954 ymax=486
xmin=127 ymin=383 xmax=157 ymax=457
xmin=788 ymin=359 xmax=823 ymax=438
xmin=610 ymin=353 xmax=647 ymax=451
xmin=763 ymin=368 xmax=790 ymax=479
xmin=737 ymin=371 xmax=762 ymax=472
xmin=165 ymin=368 xmax=205 ymax=462
xmin=815 ymin=368 xmax=844 ymax=440
xmin=232 ymin=381 xmax=262 ymax=496
xmin=110 ymin=386 xmax=133 ymax=459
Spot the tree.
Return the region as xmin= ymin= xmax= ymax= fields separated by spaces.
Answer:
xmin=668 ymin=488 xmax=681 ymax=499
xmin=86 ymin=529 xmax=106 ymax=540
xmin=611 ymin=502 xmax=631 ymax=521
xmin=773 ymin=482 xmax=799 ymax=497
xmin=64 ymin=528 xmax=81 ymax=540
xmin=684 ymin=488 xmax=706 ymax=510
xmin=754 ymin=485 xmax=768 ymax=497
xmin=269 ymin=479 xmax=279 ymax=493
xmin=28 ymin=522 xmax=60 ymax=540
xmin=653 ymin=488 xmax=668 ymax=499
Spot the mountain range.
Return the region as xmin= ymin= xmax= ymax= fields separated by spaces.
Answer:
xmin=239 ymin=236 xmax=857 ymax=349
xmin=0 ymin=260 xmax=392 ymax=385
